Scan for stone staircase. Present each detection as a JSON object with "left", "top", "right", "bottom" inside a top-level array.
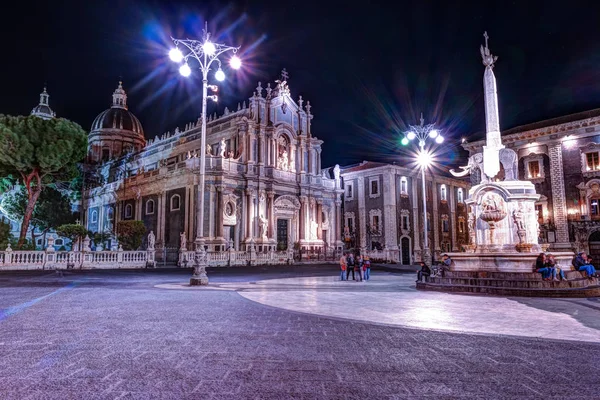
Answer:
[{"left": 416, "top": 270, "right": 600, "bottom": 297}]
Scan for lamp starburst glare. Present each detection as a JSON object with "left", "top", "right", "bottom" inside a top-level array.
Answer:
[
  {"left": 429, "top": 129, "right": 439, "bottom": 138},
  {"left": 230, "top": 55, "right": 242, "bottom": 70},
  {"left": 179, "top": 63, "right": 191, "bottom": 77},
  {"left": 435, "top": 135, "right": 444, "bottom": 144},
  {"left": 417, "top": 149, "right": 432, "bottom": 168},
  {"left": 169, "top": 48, "right": 183, "bottom": 62},
  {"left": 203, "top": 41, "right": 216, "bottom": 55},
  {"left": 407, "top": 131, "right": 416, "bottom": 140},
  {"left": 215, "top": 68, "right": 225, "bottom": 81}
]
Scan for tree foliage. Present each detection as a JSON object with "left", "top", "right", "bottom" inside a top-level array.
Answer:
[
  {"left": 0, "top": 115, "right": 87, "bottom": 247},
  {"left": 56, "top": 224, "right": 89, "bottom": 250},
  {"left": 0, "top": 217, "right": 11, "bottom": 249},
  {"left": 117, "top": 220, "right": 146, "bottom": 250}
]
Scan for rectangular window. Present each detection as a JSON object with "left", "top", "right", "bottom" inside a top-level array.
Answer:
[
  {"left": 591, "top": 199, "right": 599, "bottom": 216},
  {"left": 528, "top": 161, "right": 540, "bottom": 178},
  {"left": 402, "top": 215, "right": 409, "bottom": 230},
  {"left": 459, "top": 220, "right": 465, "bottom": 233},
  {"left": 372, "top": 215, "right": 380, "bottom": 231},
  {"left": 587, "top": 152, "right": 600, "bottom": 171},
  {"left": 400, "top": 178, "right": 408, "bottom": 194},
  {"left": 371, "top": 180, "right": 379, "bottom": 195},
  {"left": 345, "top": 183, "right": 353, "bottom": 199},
  {"left": 442, "top": 220, "right": 449, "bottom": 232}
]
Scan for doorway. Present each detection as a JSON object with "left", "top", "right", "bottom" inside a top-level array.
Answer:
[
  {"left": 277, "top": 219, "right": 289, "bottom": 250},
  {"left": 401, "top": 237, "right": 411, "bottom": 265},
  {"left": 588, "top": 231, "right": 600, "bottom": 267}
]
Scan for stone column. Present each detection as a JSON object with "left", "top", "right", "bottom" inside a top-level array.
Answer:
[
  {"left": 267, "top": 191, "right": 275, "bottom": 239},
  {"left": 548, "top": 142, "right": 570, "bottom": 249},
  {"left": 383, "top": 170, "right": 398, "bottom": 250},
  {"left": 135, "top": 196, "right": 142, "bottom": 221},
  {"left": 316, "top": 201, "right": 323, "bottom": 240},
  {"left": 184, "top": 186, "right": 190, "bottom": 241},
  {"left": 215, "top": 186, "right": 224, "bottom": 239},
  {"left": 157, "top": 191, "right": 166, "bottom": 245},
  {"left": 449, "top": 185, "right": 458, "bottom": 251},
  {"left": 432, "top": 178, "right": 440, "bottom": 259},
  {"left": 357, "top": 176, "right": 367, "bottom": 251},
  {"left": 335, "top": 199, "right": 342, "bottom": 244},
  {"left": 299, "top": 196, "right": 307, "bottom": 240},
  {"left": 412, "top": 176, "right": 421, "bottom": 255},
  {"left": 245, "top": 188, "right": 254, "bottom": 240}
]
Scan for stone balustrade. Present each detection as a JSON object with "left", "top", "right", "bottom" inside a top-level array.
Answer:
[
  {"left": 0, "top": 244, "right": 155, "bottom": 270},
  {"left": 178, "top": 249, "right": 293, "bottom": 267}
]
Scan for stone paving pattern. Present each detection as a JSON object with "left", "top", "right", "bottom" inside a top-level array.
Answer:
[{"left": 0, "top": 266, "right": 599, "bottom": 399}]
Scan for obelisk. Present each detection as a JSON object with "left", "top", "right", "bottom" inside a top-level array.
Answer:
[{"left": 481, "top": 32, "right": 504, "bottom": 179}]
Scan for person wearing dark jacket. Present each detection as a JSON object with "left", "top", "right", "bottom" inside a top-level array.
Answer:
[
  {"left": 416, "top": 262, "right": 431, "bottom": 283},
  {"left": 573, "top": 252, "right": 598, "bottom": 278},
  {"left": 346, "top": 253, "right": 356, "bottom": 280},
  {"left": 535, "top": 253, "right": 551, "bottom": 280}
]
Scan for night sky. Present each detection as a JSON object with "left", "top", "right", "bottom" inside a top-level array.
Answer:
[{"left": 2, "top": 0, "right": 600, "bottom": 168}]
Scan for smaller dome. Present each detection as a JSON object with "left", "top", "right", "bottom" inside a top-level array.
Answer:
[{"left": 30, "top": 87, "right": 55, "bottom": 120}]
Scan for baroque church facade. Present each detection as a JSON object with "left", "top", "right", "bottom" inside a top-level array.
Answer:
[{"left": 82, "top": 72, "right": 344, "bottom": 259}]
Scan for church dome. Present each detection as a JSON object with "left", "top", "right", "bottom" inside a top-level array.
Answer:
[
  {"left": 90, "top": 81, "right": 144, "bottom": 137},
  {"left": 30, "top": 87, "right": 55, "bottom": 120},
  {"left": 88, "top": 81, "right": 146, "bottom": 163}
]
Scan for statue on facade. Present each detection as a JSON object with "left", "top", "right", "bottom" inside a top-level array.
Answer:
[
  {"left": 310, "top": 220, "right": 318, "bottom": 240},
  {"left": 333, "top": 164, "right": 340, "bottom": 180},
  {"left": 259, "top": 215, "right": 268, "bottom": 239},
  {"left": 180, "top": 232, "right": 187, "bottom": 250},
  {"left": 344, "top": 226, "right": 350, "bottom": 241},
  {"left": 219, "top": 138, "right": 226, "bottom": 158},
  {"left": 512, "top": 208, "right": 525, "bottom": 231},
  {"left": 482, "top": 194, "right": 501, "bottom": 213},
  {"left": 147, "top": 231, "right": 155, "bottom": 250},
  {"left": 278, "top": 150, "right": 289, "bottom": 171},
  {"left": 467, "top": 212, "right": 475, "bottom": 233},
  {"left": 206, "top": 144, "right": 212, "bottom": 155}
]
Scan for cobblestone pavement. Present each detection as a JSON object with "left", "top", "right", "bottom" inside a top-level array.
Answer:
[{"left": 0, "top": 266, "right": 599, "bottom": 399}]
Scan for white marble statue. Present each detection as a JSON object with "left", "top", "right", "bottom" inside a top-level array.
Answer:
[
  {"left": 206, "top": 144, "right": 212, "bottom": 155},
  {"left": 219, "top": 138, "right": 226, "bottom": 158},
  {"left": 333, "top": 164, "right": 340, "bottom": 180},
  {"left": 512, "top": 208, "right": 525, "bottom": 231},
  {"left": 310, "top": 220, "right": 318, "bottom": 240},
  {"left": 147, "top": 231, "right": 155, "bottom": 250},
  {"left": 259, "top": 215, "right": 268, "bottom": 239},
  {"left": 467, "top": 212, "right": 475, "bottom": 233},
  {"left": 277, "top": 151, "right": 289, "bottom": 171},
  {"left": 180, "top": 232, "right": 187, "bottom": 250}
]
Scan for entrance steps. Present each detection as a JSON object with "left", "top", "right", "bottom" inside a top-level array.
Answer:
[{"left": 417, "top": 270, "right": 600, "bottom": 297}]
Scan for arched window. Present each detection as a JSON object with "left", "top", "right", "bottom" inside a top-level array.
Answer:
[
  {"left": 125, "top": 204, "right": 133, "bottom": 218},
  {"left": 170, "top": 194, "right": 181, "bottom": 211},
  {"left": 101, "top": 147, "right": 110, "bottom": 162},
  {"left": 145, "top": 199, "right": 155, "bottom": 215},
  {"left": 440, "top": 185, "right": 447, "bottom": 201},
  {"left": 457, "top": 188, "right": 464, "bottom": 203},
  {"left": 90, "top": 210, "right": 98, "bottom": 223},
  {"left": 106, "top": 207, "right": 114, "bottom": 221}
]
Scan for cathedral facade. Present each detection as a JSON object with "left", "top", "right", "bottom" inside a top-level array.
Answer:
[{"left": 82, "top": 72, "right": 344, "bottom": 260}]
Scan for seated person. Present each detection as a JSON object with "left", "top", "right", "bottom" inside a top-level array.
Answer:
[
  {"left": 438, "top": 254, "right": 452, "bottom": 277},
  {"left": 545, "top": 253, "right": 566, "bottom": 281},
  {"left": 573, "top": 252, "right": 598, "bottom": 278},
  {"left": 416, "top": 262, "right": 431, "bottom": 283},
  {"left": 535, "top": 252, "right": 551, "bottom": 280}
]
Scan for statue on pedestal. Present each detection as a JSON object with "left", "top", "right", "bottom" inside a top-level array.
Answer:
[
  {"left": 180, "top": 232, "right": 187, "bottom": 250},
  {"left": 147, "top": 231, "right": 155, "bottom": 250},
  {"left": 512, "top": 208, "right": 525, "bottom": 231},
  {"left": 259, "top": 215, "right": 268, "bottom": 239},
  {"left": 333, "top": 164, "right": 340, "bottom": 180},
  {"left": 310, "top": 220, "right": 318, "bottom": 240},
  {"left": 206, "top": 144, "right": 212, "bottom": 155},
  {"left": 219, "top": 138, "right": 226, "bottom": 158}
]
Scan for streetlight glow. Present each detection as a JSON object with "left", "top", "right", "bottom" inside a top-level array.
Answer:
[
  {"left": 169, "top": 48, "right": 184, "bottom": 62},
  {"left": 179, "top": 63, "right": 191, "bottom": 77},
  {"left": 203, "top": 41, "right": 216, "bottom": 55},
  {"left": 407, "top": 131, "right": 416, "bottom": 140},
  {"left": 417, "top": 150, "right": 432, "bottom": 168},
  {"left": 230, "top": 55, "right": 242, "bottom": 70},
  {"left": 168, "top": 22, "right": 242, "bottom": 286},
  {"left": 435, "top": 135, "right": 444, "bottom": 144},
  {"left": 429, "top": 129, "right": 439, "bottom": 138},
  {"left": 401, "top": 137, "right": 409, "bottom": 146}
]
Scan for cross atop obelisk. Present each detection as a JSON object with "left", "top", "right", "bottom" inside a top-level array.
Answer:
[{"left": 480, "top": 31, "right": 504, "bottom": 179}]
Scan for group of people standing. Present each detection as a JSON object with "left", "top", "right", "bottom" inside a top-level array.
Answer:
[{"left": 339, "top": 252, "right": 371, "bottom": 281}]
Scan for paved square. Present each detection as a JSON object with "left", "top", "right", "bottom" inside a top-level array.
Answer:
[{"left": 1, "top": 265, "right": 599, "bottom": 399}]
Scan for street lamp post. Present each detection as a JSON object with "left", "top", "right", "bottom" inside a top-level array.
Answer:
[
  {"left": 169, "top": 22, "right": 242, "bottom": 285},
  {"left": 402, "top": 113, "right": 444, "bottom": 266}
]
